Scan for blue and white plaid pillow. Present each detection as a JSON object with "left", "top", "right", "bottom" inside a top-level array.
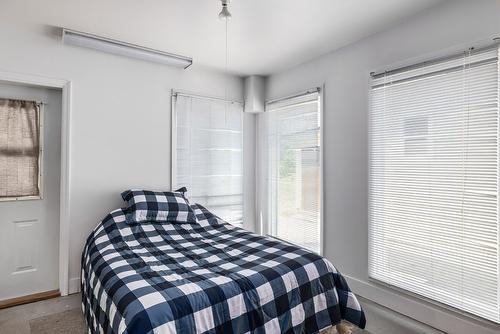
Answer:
[{"left": 121, "top": 189, "right": 196, "bottom": 224}]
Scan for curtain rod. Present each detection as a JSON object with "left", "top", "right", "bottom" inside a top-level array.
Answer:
[
  {"left": 370, "top": 39, "right": 499, "bottom": 79},
  {"left": 0, "top": 96, "right": 46, "bottom": 105},
  {"left": 266, "top": 87, "right": 320, "bottom": 105},
  {"left": 171, "top": 90, "right": 243, "bottom": 105}
]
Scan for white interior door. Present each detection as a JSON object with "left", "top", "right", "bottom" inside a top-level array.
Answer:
[{"left": 0, "top": 82, "right": 61, "bottom": 301}]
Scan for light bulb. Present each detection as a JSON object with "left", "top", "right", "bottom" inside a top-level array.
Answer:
[
  {"left": 218, "top": 5, "right": 232, "bottom": 20},
  {"left": 218, "top": 0, "right": 232, "bottom": 20}
]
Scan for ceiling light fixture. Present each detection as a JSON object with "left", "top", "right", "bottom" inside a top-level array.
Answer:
[
  {"left": 61, "top": 28, "right": 192, "bottom": 69},
  {"left": 218, "top": 0, "right": 232, "bottom": 21}
]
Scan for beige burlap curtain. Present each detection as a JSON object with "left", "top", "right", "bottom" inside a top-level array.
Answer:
[{"left": 0, "top": 98, "right": 40, "bottom": 198}]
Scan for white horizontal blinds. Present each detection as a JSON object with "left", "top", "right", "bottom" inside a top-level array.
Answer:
[
  {"left": 174, "top": 94, "right": 244, "bottom": 227},
  {"left": 369, "top": 46, "right": 500, "bottom": 322},
  {"left": 264, "top": 91, "right": 321, "bottom": 253}
]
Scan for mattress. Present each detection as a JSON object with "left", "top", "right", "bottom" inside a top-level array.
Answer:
[{"left": 81, "top": 203, "right": 366, "bottom": 333}]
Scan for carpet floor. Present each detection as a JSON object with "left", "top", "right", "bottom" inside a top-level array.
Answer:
[
  {"left": 29, "top": 308, "right": 86, "bottom": 334},
  {"left": 28, "top": 310, "right": 362, "bottom": 334},
  {"left": 0, "top": 293, "right": 442, "bottom": 334}
]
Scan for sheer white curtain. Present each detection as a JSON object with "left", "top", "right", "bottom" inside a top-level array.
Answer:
[
  {"left": 173, "top": 94, "right": 244, "bottom": 227},
  {"left": 258, "top": 91, "right": 321, "bottom": 253},
  {"left": 369, "top": 46, "right": 500, "bottom": 322}
]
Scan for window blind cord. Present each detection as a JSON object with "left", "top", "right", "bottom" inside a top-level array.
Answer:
[
  {"left": 459, "top": 48, "right": 474, "bottom": 309},
  {"left": 189, "top": 98, "right": 193, "bottom": 191},
  {"left": 380, "top": 72, "right": 388, "bottom": 272},
  {"left": 416, "top": 59, "right": 436, "bottom": 298}
]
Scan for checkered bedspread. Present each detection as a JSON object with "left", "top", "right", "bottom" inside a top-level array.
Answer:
[{"left": 81, "top": 204, "right": 366, "bottom": 333}]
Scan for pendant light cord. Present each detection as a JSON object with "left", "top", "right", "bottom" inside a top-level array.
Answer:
[{"left": 224, "top": 16, "right": 229, "bottom": 124}]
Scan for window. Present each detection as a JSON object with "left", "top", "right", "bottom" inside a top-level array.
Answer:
[
  {"left": 173, "top": 93, "right": 244, "bottom": 227},
  {"left": 369, "top": 45, "right": 500, "bottom": 322},
  {"left": 261, "top": 90, "right": 321, "bottom": 253},
  {"left": 0, "top": 99, "right": 41, "bottom": 199}
]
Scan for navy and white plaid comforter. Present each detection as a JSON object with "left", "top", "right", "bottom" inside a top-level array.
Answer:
[{"left": 82, "top": 204, "right": 366, "bottom": 333}]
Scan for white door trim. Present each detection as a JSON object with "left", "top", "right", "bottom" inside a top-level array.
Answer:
[{"left": 0, "top": 69, "right": 72, "bottom": 296}]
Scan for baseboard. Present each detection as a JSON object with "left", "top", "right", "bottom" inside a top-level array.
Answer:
[
  {"left": 68, "top": 277, "right": 81, "bottom": 294},
  {"left": 0, "top": 290, "right": 60, "bottom": 309},
  {"left": 345, "top": 275, "right": 500, "bottom": 334}
]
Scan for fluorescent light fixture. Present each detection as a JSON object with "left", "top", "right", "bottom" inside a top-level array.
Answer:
[{"left": 62, "top": 28, "right": 192, "bottom": 69}]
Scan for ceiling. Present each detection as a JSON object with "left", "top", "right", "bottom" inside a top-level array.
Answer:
[{"left": 4, "top": 0, "right": 445, "bottom": 76}]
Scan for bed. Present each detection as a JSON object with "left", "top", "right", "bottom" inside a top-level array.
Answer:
[{"left": 81, "top": 196, "right": 366, "bottom": 334}]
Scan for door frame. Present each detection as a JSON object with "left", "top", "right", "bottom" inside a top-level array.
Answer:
[{"left": 0, "top": 69, "right": 72, "bottom": 296}]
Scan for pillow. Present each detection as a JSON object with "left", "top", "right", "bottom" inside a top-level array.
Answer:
[{"left": 121, "top": 189, "right": 196, "bottom": 224}]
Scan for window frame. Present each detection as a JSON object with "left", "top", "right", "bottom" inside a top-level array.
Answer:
[
  {"left": 171, "top": 90, "right": 245, "bottom": 227},
  {"left": 260, "top": 87, "right": 324, "bottom": 255},
  {"left": 0, "top": 101, "right": 44, "bottom": 202}
]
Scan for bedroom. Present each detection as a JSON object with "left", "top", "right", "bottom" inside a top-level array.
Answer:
[{"left": 0, "top": 0, "right": 499, "bottom": 333}]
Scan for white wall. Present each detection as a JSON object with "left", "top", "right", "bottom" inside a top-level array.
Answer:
[
  {"left": 0, "top": 20, "right": 253, "bottom": 293},
  {"left": 265, "top": 1, "right": 500, "bottom": 333}
]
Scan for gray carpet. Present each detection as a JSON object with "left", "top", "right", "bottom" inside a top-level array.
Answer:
[
  {"left": 29, "top": 308, "right": 86, "bottom": 334},
  {"left": 27, "top": 307, "right": 364, "bottom": 334},
  {"left": 4, "top": 293, "right": 438, "bottom": 334}
]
